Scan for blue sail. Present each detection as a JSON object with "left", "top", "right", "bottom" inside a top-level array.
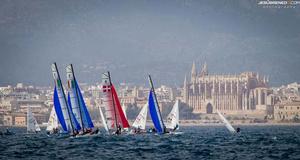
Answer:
[
  {"left": 53, "top": 86, "right": 68, "bottom": 132},
  {"left": 67, "top": 93, "right": 82, "bottom": 131},
  {"left": 148, "top": 91, "right": 164, "bottom": 133},
  {"left": 75, "top": 80, "right": 94, "bottom": 128}
]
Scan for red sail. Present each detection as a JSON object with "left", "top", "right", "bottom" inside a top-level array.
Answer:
[{"left": 111, "top": 85, "right": 130, "bottom": 128}]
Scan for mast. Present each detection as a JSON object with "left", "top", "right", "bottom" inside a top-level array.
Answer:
[
  {"left": 54, "top": 62, "right": 75, "bottom": 134},
  {"left": 69, "top": 64, "right": 85, "bottom": 131},
  {"left": 108, "top": 71, "right": 118, "bottom": 129},
  {"left": 148, "top": 75, "right": 165, "bottom": 131}
]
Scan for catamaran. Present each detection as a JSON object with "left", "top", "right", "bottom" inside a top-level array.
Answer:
[
  {"left": 66, "top": 64, "right": 95, "bottom": 135},
  {"left": 216, "top": 110, "right": 236, "bottom": 133},
  {"left": 46, "top": 106, "right": 59, "bottom": 134},
  {"left": 27, "top": 106, "right": 41, "bottom": 133},
  {"left": 52, "top": 63, "right": 81, "bottom": 136},
  {"left": 166, "top": 100, "right": 179, "bottom": 132},
  {"left": 100, "top": 71, "right": 130, "bottom": 135},
  {"left": 131, "top": 102, "right": 148, "bottom": 133},
  {"left": 148, "top": 75, "right": 166, "bottom": 134}
]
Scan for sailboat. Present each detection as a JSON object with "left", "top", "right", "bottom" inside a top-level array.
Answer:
[
  {"left": 148, "top": 75, "right": 166, "bottom": 134},
  {"left": 216, "top": 110, "right": 236, "bottom": 133},
  {"left": 100, "top": 71, "right": 130, "bottom": 134},
  {"left": 46, "top": 106, "right": 59, "bottom": 133},
  {"left": 27, "top": 107, "right": 41, "bottom": 133},
  {"left": 52, "top": 63, "right": 81, "bottom": 135},
  {"left": 131, "top": 102, "right": 148, "bottom": 132},
  {"left": 66, "top": 64, "right": 94, "bottom": 134},
  {"left": 166, "top": 100, "right": 179, "bottom": 131}
]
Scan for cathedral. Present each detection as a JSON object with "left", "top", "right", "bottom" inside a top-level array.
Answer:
[{"left": 183, "top": 62, "right": 275, "bottom": 115}]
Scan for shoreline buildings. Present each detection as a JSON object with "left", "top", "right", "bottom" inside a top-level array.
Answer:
[{"left": 0, "top": 67, "right": 300, "bottom": 126}]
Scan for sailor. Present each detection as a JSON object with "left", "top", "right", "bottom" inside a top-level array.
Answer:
[
  {"left": 236, "top": 127, "right": 241, "bottom": 133},
  {"left": 93, "top": 128, "right": 99, "bottom": 134},
  {"left": 115, "top": 124, "right": 122, "bottom": 135},
  {"left": 85, "top": 128, "right": 92, "bottom": 134},
  {"left": 137, "top": 127, "right": 141, "bottom": 133},
  {"left": 54, "top": 128, "right": 59, "bottom": 134},
  {"left": 173, "top": 124, "right": 179, "bottom": 131},
  {"left": 52, "top": 128, "right": 55, "bottom": 134},
  {"left": 5, "top": 128, "right": 13, "bottom": 135},
  {"left": 6, "top": 128, "right": 10, "bottom": 134}
]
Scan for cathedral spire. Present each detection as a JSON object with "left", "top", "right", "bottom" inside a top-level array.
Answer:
[
  {"left": 183, "top": 74, "right": 188, "bottom": 103},
  {"left": 184, "top": 74, "right": 187, "bottom": 88},
  {"left": 191, "top": 61, "right": 197, "bottom": 83},
  {"left": 200, "top": 62, "right": 208, "bottom": 77}
]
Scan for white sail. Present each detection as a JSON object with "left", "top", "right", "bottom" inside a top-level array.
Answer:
[
  {"left": 46, "top": 107, "right": 59, "bottom": 131},
  {"left": 66, "top": 64, "right": 83, "bottom": 128},
  {"left": 27, "top": 107, "right": 41, "bottom": 133},
  {"left": 166, "top": 100, "right": 179, "bottom": 130},
  {"left": 121, "top": 104, "right": 127, "bottom": 119},
  {"left": 132, "top": 103, "right": 148, "bottom": 130},
  {"left": 216, "top": 110, "right": 236, "bottom": 133},
  {"left": 99, "top": 105, "right": 109, "bottom": 133}
]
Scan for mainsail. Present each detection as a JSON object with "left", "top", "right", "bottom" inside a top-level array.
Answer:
[
  {"left": 216, "top": 110, "right": 236, "bottom": 133},
  {"left": 46, "top": 106, "right": 59, "bottom": 131},
  {"left": 132, "top": 103, "right": 148, "bottom": 130},
  {"left": 52, "top": 63, "right": 80, "bottom": 133},
  {"left": 148, "top": 75, "right": 165, "bottom": 134},
  {"left": 66, "top": 64, "right": 94, "bottom": 130},
  {"left": 101, "top": 72, "right": 130, "bottom": 132},
  {"left": 27, "top": 107, "right": 41, "bottom": 133},
  {"left": 166, "top": 100, "right": 179, "bottom": 130}
]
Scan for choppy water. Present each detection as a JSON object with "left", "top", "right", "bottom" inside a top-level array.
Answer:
[{"left": 1, "top": 126, "right": 300, "bottom": 160}]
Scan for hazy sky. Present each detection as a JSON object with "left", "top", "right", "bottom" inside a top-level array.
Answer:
[{"left": 0, "top": 0, "right": 299, "bottom": 87}]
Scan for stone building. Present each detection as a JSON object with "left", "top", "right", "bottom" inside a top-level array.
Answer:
[
  {"left": 182, "top": 62, "right": 275, "bottom": 115},
  {"left": 274, "top": 101, "right": 300, "bottom": 121}
]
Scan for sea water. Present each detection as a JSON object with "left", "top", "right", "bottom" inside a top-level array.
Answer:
[{"left": 1, "top": 126, "right": 300, "bottom": 160}]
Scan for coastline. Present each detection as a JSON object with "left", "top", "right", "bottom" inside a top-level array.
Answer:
[
  {"left": 179, "top": 122, "right": 300, "bottom": 126},
  {"left": 2, "top": 122, "right": 300, "bottom": 128}
]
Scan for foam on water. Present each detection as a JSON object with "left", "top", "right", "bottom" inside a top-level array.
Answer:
[{"left": 1, "top": 126, "right": 300, "bottom": 160}]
